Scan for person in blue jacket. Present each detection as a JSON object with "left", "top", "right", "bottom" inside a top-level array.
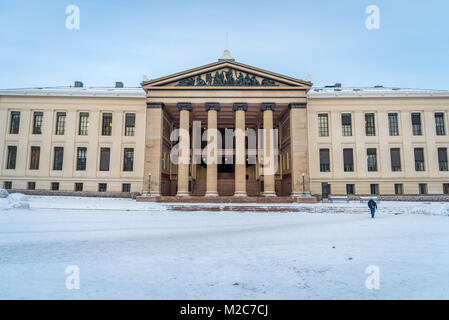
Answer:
[{"left": 368, "top": 199, "right": 378, "bottom": 219}]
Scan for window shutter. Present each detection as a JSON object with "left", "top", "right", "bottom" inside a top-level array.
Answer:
[{"left": 341, "top": 114, "right": 351, "bottom": 126}]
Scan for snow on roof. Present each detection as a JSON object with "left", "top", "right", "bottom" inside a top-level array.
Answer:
[
  {"left": 308, "top": 86, "right": 449, "bottom": 98},
  {"left": 0, "top": 86, "right": 146, "bottom": 98},
  {"left": 0, "top": 85, "right": 448, "bottom": 99}
]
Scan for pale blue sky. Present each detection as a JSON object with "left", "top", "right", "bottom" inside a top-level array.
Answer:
[{"left": 0, "top": 0, "right": 448, "bottom": 89}]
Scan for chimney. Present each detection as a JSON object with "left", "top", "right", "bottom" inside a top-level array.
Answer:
[
  {"left": 115, "top": 81, "right": 124, "bottom": 88},
  {"left": 74, "top": 81, "right": 83, "bottom": 88}
]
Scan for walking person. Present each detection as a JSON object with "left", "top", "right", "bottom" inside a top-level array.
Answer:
[{"left": 368, "top": 199, "right": 378, "bottom": 219}]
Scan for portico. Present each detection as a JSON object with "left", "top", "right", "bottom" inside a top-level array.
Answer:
[{"left": 141, "top": 52, "right": 312, "bottom": 199}]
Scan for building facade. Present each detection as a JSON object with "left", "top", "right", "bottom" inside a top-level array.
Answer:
[{"left": 1, "top": 55, "right": 449, "bottom": 197}]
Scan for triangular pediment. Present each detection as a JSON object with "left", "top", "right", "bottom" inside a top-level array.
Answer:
[{"left": 142, "top": 61, "right": 312, "bottom": 89}]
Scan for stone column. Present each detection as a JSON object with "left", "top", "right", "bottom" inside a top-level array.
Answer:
[
  {"left": 233, "top": 103, "right": 248, "bottom": 197},
  {"left": 176, "top": 103, "right": 192, "bottom": 197},
  {"left": 289, "top": 103, "right": 310, "bottom": 197},
  {"left": 205, "top": 103, "right": 220, "bottom": 197},
  {"left": 261, "top": 103, "right": 277, "bottom": 197}
]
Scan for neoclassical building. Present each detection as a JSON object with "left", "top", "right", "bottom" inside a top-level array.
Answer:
[{"left": 1, "top": 52, "right": 449, "bottom": 198}]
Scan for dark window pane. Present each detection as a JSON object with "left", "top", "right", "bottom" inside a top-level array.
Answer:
[
  {"left": 395, "top": 184, "right": 403, "bottom": 195},
  {"left": 6, "top": 146, "right": 17, "bottom": 170},
  {"left": 341, "top": 114, "right": 352, "bottom": 136},
  {"left": 411, "top": 113, "right": 422, "bottom": 136},
  {"left": 388, "top": 113, "right": 399, "bottom": 136},
  {"left": 444, "top": 184, "right": 449, "bottom": 194},
  {"left": 30, "top": 146, "right": 40, "bottom": 170},
  {"left": 9, "top": 111, "right": 20, "bottom": 134},
  {"left": 98, "top": 183, "right": 107, "bottom": 192},
  {"left": 343, "top": 148, "right": 354, "bottom": 172},
  {"left": 53, "top": 147, "right": 64, "bottom": 171},
  {"left": 438, "top": 148, "right": 448, "bottom": 171},
  {"left": 419, "top": 183, "right": 427, "bottom": 195},
  {"left": 123, "top": 148, "right": 134, "bottom": 172},
  {"left": 390, "top": 148, "right": 401, "bottom": 171},
  {"left": 125, "top": 113, "right": 136, "bottom": 136},
  {"left": 435, "top": 113, "right": 446, "bottom": 136},
  {"left": 346, "top": 184, "right": 355, "bottom": 195},
  {"left": 102, "top": 113, "right": 112, "bottom": 136},
  {"left": 367, "top": 148, "right": 377, "bottom": 172},
  {"left": 75, "top": 183, "right": 83, "bottom": 191},
  {"left": 28, "top": 182, "right": 36, "bottom": 190},
  {"left": 33, "top": 112, "right": 43, "bottom": 134},
  {"left": 318, "top": 114, "right": 329, "bottom": 137},
  {"left": 76, "top": 147, "right": 87, "bottom": 171},
  {"left": 99, "top": 148, "right": 110, "bottom": 171},
  {"left": 51, "top": 182, "right": 59, "bottom": 191},
  {"left": 79, "top": 112, "right": 89, "bottom": 135},
  {"left": 319, "top": 149, "right": 330, "bottom": 172},
  {"left": 122, "top": 183, "right": 131, "bottom": 193},
  {"left": 3, "top": 181, "right": 12, "bottom": 190},
  {"left": 370, "top": 184, "right": 379, "bottom": 195},
  {"left": 414, "top": 148, "right": 425, "bottom": 171},
  {"left": 55, "top": 112, "right": 66, "bottom": 135},
  {"left": 365, "top": 113, "right": 376, "bottom": 136}
]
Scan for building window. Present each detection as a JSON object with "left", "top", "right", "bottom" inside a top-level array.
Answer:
[
  {"left": 370, "top": 184, "right": 379, "bottom": 195},
  {"left": 419, "top": 183, "right": 427, "bottom": 195},
  {"left": 438, "top": 148, "right": 448, "bottom": 171},
  {"left": 435, "top": 113, "right": 446, "bottom": 136},
  {"left": 102, "top": 113, "right": 112, "bottom": 136},
  {"left": 4, "top": 181, "right": 12, "bottom": 189},
  {"left": 32, "top": 112, "right": 43, "bottom": 134},
  {"left": 55, "top": 112, "right": 66, "bottom": 135},
  {"left": 411, "top": 113, "right": 422, "bottom": 136},
  {"left": 98, "top": 183, "right": 107, "bottom": 192},
  {"left": 343, "top": 148, "right": 354, "bottom": 172},
  {"left": 367, "top": 148, "right": 378, "bottom": 172},
  {"left": 390, "top": 148, "right": 401, "bottom": 172},
  {"left": 30, "top": 146, "right": 40, "bottom": 170},
  {"left": 318, "top": 114, "right": 329, "bottom": 137},
  {"left": 9, "top": 111, "right": 20, "bottom": 134},
  {"left": 51, "top": 182, "right": 59, "bottom": 191},
  {"left": 414, "top": 148, "right": 425, "bottom": 171},
  {"left": 341, "top": 113, "right": 352, "bottom": 136},
  {"left": 28, "top": 182, "right": 36, "bottom": 190},
  {"left": 388, "top": 113, "right": 399, "bottom": 136},
  {"left": 346, "top": 184, "right": 355, "bottom": 195},
  {"left": 79, "top": 112, "right": 89, "bottom": 135},
  {"left": 319, "top": 149, "right": 330, "bottom": 172},
  {"left": 365, "top": 113, "right": 376, "bottom": 136},
  {"left": 76, "top": 147, "right": 87, "bottom": 171},
  {"left": 75, "top": 183, "right": 83, "bottom": 192},
  {"left": 125, "top": 113, "right": 136, "bottom": 136},
  {"left": 444, "top": 183, "right": 449, "bottom": 194},
  {"left": 6, "top": 146, "right": 17, "bottom": 170},
  {"left": 122, "top": 183, "right": 131, "bottom": 193},
  {"left": 53, "top": 147, "right": 64, "bottom": 171},
  {"left": 99, "top": 147, "right": 111, "bottom": 171},
  {"left": 123, "top": 148, "right": 134, "bottom": 172},
  {"left": 395, "top": 184, "right": 403, "bottom": 195}
]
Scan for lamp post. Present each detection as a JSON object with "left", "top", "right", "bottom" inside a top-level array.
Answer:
[
  {"left": 146, "top": 173, "right": 151, "bottom": 196},
  {"left": 302, "top": 173, "right": 306, "bottom": 197}
]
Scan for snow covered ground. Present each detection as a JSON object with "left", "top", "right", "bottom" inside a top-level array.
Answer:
[{"left": 1, "top": 195, "right": 449, "bottom": 299}]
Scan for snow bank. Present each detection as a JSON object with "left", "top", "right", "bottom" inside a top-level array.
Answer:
[
  {"left": 0, "top": 193, "right": 30, "bottom": 210},
  {"left": 0, "top": 188, "right": 8, "bottom": 198}
]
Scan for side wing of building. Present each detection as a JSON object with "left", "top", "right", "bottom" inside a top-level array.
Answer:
[
  {"left": 307, "top": 88, "right": 449, "bottom": 196},
  {"left": 0, "top": 88, "right": 147, "bottom": 194}
]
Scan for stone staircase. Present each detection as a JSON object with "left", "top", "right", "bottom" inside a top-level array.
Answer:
[{"left": 192, "top": 179, "right": 261, "bottom": 196}]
